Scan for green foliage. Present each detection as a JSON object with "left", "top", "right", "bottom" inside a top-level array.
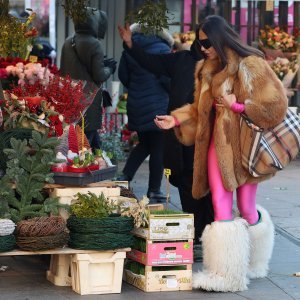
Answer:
[
  {"left": 101, "top": 132, "right": 126, "bottom": 162},
  {"left": 0, "top": 130, "right": 64, "bottom": 223},
  {"left": 0, "top": 6, "right": 37, "bottom": 59},
  {"left": 71, "top": 192, "right": 119, "bottom": 219},
  {"left": 125, "top": 0, "right": 171, "bottom": 35},
  {"left": 60, "top": 0, "right": 93, "bottom": 24},
  {"left": 0, "top": 0, "right": 9, "bottom": 17}
]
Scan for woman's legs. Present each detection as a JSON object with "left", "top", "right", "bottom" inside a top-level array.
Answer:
[
  {"left": 237, "top": 183, "right": 259, "bottom": 225},
  {"left": 208, "top": 138, "right": 233, "bottom": 221},
  {"left": 193, "top": 138, "right": 250, "bottom": 292},
  {"left": 236, "top": 180, "right": 274, "bottom": 279}
]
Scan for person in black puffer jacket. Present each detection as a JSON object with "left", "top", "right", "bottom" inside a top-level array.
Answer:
[
  {"left": 60, "top": 8, "right": 116, "bottom": 150},
  {"left": 118, "top": 24, "right": 214, "bottom": 244},
  {"left": 118, "top": 23, "right": 173, "bottom": 201}
]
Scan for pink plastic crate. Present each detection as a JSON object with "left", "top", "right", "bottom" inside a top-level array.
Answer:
[{"left": 127, "top": 240, "right": 193, "bottom": 266}]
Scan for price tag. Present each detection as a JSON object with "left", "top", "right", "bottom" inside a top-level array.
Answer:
[
  {"left": 164, "top": 168, "right": 171, "bottom": 177},
  {"left": 29, "top": 55, "right": 38, "bottom": 63},
  {"left": 166, "top": 277, "right": 178, "bottom": 288}
]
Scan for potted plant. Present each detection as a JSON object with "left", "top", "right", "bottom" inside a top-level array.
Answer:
[{"left": 67, "top": 192, "right": 134, "bottom": 250}]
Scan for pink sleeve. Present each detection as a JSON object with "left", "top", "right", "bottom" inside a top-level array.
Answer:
[
  {"left": 173, "top": 116, "right": 180, "bottom": 127},
  {"left": 230, "top": 102, "right": 245, "bottom": 113}
]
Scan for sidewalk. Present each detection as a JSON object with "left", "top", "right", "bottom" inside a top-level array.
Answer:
[{"left": 0, "top": 160, "right": 299, "bottom": 300}]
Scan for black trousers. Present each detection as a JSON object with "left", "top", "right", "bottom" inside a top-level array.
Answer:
[
  {"left": 123, "top": 131, "right": 164, "bottom": 192},
  {"left": 85, "top": 130, "right": 102, "bottom": 151},
  {"left": 171, "top": 140, "right": 214, "bottom": 243},
  {"left": 177, "top": 169, "right": 214, "bottom": 243}
]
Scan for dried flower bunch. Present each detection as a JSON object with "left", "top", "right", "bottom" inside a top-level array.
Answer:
[
  {"left": 121, "top": 196, "right": 150, "bottom": 228},
  {"left": 259, "top": 26, "right": 297, "bottom": 52},
  {"left": 0, "top": 2, "right": 38, "bottom": 59}
]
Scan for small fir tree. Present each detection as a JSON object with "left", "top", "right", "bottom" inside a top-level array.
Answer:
[{"left": 0, "top": 130, "right": 67, "bottom": 222}]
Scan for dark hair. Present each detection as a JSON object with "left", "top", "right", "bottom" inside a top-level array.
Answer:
[{"left": 200, "top": 15, "right": 264, "bottom": 68}]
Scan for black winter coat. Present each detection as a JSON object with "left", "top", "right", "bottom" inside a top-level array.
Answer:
[
  {"left": 124, "top": 40, "right": 204, "bottom": 185},
  {"left": 60, "top": 8, "right": 112, "bottom": 131}
]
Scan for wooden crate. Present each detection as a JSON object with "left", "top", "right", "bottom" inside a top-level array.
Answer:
[
  {"left": 131, "top": 214, "right": 194, "bottom": 241},
  {"left": 71, "top": 251, "right": 127, "bottom": 295},
  {"left": 49, "top": 186, "right": 120, "bottom": 219},
  {"left": 123, "top": 265, "right": 192, "bottom": 292},
  {"left": 127, "top": 239, "right": 193, "bottom": 266}
]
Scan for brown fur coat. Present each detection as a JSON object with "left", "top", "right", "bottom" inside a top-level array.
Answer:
[{"left": 171, "top": 49, "right": 288, "bottom": 199}]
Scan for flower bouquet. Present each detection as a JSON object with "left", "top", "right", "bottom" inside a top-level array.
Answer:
[
  {"left": 259, "top": 26, "right": 298, "bottom": 60},
  {"left": 1, "top": 92, "right": 63, "bottom": 136},
  {"left": 269, "top": 57, "right": 299, "bottom": 88},
  {"left": 0, "top": 57, "right": 58, "bottom": 91},
  {"left": 0, "top": 9, "right": 38, "bottom": 60},
  {"left": 173, "top": 31, "right": 196, "bottom": 51}
]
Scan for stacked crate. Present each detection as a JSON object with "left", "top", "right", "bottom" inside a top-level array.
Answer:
[
  {"left": 124, "top": 213, "right": 194, "bottom": 292},
  {"left": 47, "top": 183, "right": 133, "bottom": 295}
]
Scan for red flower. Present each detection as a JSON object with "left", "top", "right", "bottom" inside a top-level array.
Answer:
[
  {"left": 0, "top": 68, "right": 7, "bottom": 78},
  {"left": 48, "top": 115, "right": 63, "bottom": 136}
]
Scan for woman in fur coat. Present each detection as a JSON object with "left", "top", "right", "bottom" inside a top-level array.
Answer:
[{"left": 155, "top": 15, "right": 288, "bottom": 292}]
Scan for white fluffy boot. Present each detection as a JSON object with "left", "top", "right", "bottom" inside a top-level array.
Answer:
[
  {"left": 193, "top": 218, "right": 250, "bottom": 292},
  {"left": 248, "top": 205, "right": 274, "bottom": 279}
]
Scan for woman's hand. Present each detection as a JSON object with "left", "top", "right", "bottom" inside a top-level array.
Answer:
[
  {"left": 222, "top": 93, "right": 237, "bottom": 109},
  {"left": 154, "top": 115, "right": 176, "bottom": 130},
  {"left": 118, "top": 24, "right": 133, "bottom": 48}
]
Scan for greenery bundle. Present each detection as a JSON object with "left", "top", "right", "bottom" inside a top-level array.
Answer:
[
  {"left": 0, "top": 130, "right": 68, "bottom": 223},
  {"left": 60, "top": 0, "right": 93, "bottom": 24},
  {"left": 126, "top": 0, "right": 171, "bottom": 35},
  {"left": 0, "top": 1, "right": 37, "bottom": 59},
  {"left": 70, "top": 192, "right": 118, "bottom": 219},
  {"left": 67, "top": 192, "right": 134, "bottom": 250}
]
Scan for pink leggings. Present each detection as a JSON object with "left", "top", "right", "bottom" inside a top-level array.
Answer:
[{"left": 208, "top": 138, "right": 259, "bottom": 225}]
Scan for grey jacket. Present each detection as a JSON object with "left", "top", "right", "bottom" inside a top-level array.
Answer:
[{"left": 60, "top": 8, "right": 112, "bottom": 130}]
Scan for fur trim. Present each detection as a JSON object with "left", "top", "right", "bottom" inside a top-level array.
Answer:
[
  {"left": 193, "top": 218, "right": 250, "bottom": 292},
  {"left": 130, "top": 23, "right": 174, "bottom": 46},
  {"left": 171, "top": 48, "right": 288, "bottom": 199},
  {"left": 248, "top": 205, "right": 274, "bottom": 279}
]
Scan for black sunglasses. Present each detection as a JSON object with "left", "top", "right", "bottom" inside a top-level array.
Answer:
[{"left": 197, "top": 38, "right": 212, "bottom": 50}]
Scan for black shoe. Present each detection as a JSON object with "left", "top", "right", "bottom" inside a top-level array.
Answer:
[
  {"left": 116, "top": 173, "right": 132, "bottom": 181},
  {"left": 147, "top": 191, "right": 168, "bottom": 202}
]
